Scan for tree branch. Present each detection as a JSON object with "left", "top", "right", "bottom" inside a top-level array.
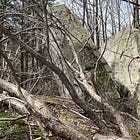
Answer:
[{"left": 121, "top": 0, "right": 140, "bottom": 7}]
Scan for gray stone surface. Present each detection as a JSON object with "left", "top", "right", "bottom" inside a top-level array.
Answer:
[{"left": 101, "top": 28, "right": 140, "bottom": 94}]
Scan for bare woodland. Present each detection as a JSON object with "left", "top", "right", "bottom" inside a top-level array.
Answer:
[{"left": 0, "top": 0, "right": 140, "bottom": 140}]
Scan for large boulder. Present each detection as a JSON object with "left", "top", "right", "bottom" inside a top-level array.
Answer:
[
  {"left": 101, "top": 28, "right": 140, "bottom": 95},
  {"left": 50, "top": 4, "right": 120, "bottom": 99}
]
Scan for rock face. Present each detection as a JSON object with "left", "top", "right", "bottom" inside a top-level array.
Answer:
[
  {"left": 51, "top": 4, "right": 94, "bottom": 45},
  {"left": 50, "top": 4, "right": 119, "bottom": 99},
  {"left": 49, "top": 4, "right": 96, "bottom": 97},
  {"left": 101, "top": 28, "right": 140, "bottom": 95}
]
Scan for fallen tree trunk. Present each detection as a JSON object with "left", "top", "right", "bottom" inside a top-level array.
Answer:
[
  {"left": 0, "top": 78, "right": 89, "bottom": 140},
  {"left": 1, "top": 93, "right": 133, "bottom": 140}
]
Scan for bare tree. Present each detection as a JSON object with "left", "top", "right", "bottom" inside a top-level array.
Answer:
[
  {"left": 0, "top": 0, "right": 139, "bottom": 139},
  {"left": 122, "top": 0, "right": 140, "bottom": 28}
]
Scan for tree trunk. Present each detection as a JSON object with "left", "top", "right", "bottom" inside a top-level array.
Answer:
[{"left": 133, "top": 0, "right": 139, "bottom": 28}]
